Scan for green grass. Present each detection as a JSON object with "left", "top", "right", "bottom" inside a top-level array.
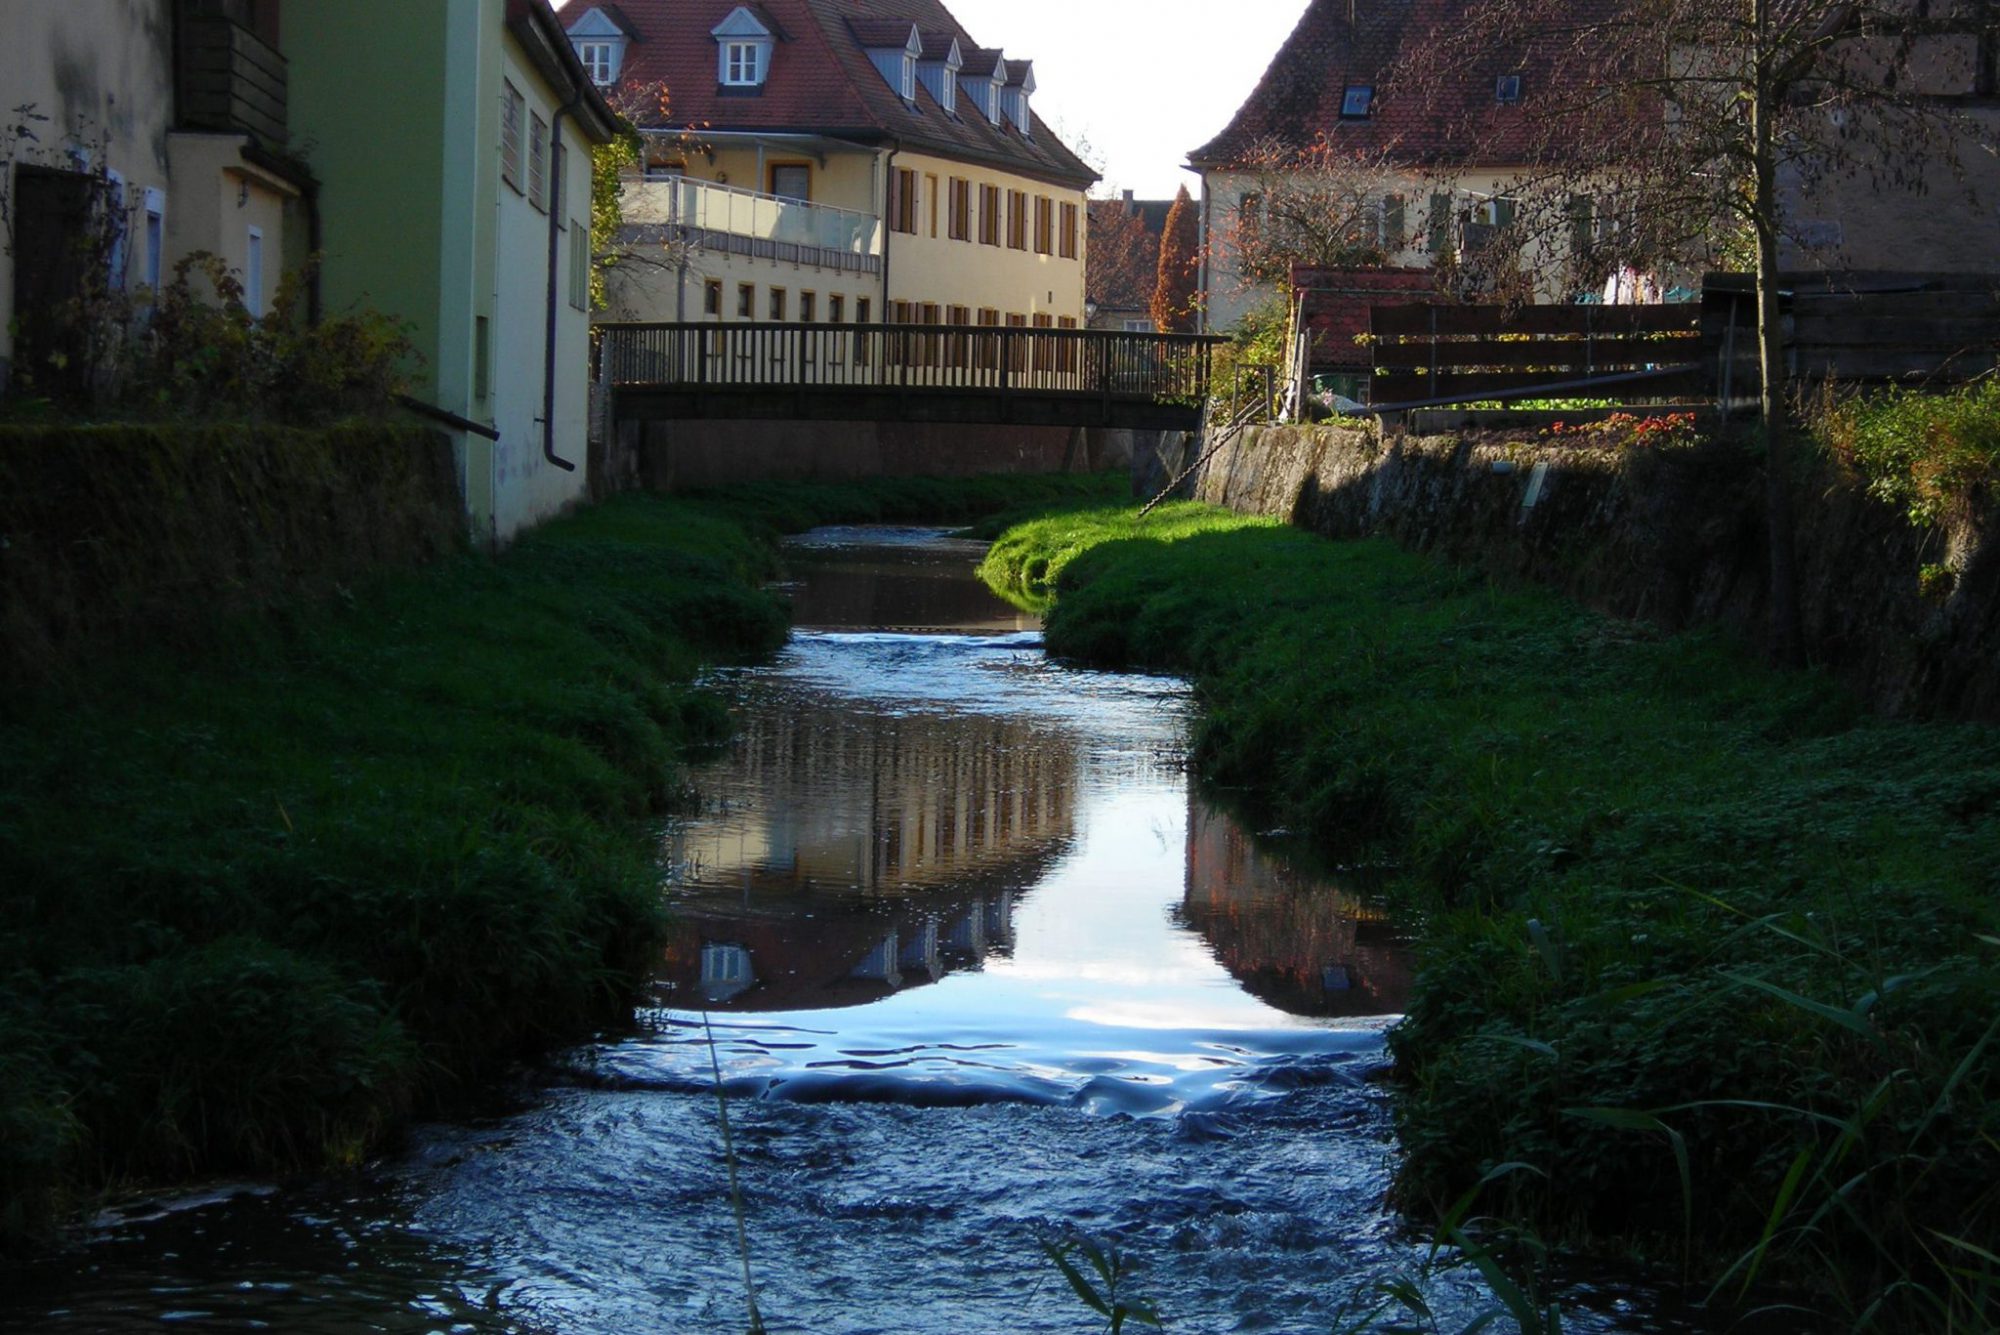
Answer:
[
  {"left": 1817, "top": 379, "right": 2000, "bottom": 529},
  {"left": 983, "top": 501, "right": 2000, "bottom": 1327},
  {"left": 0, "top": 471, "right": 1116, "bottom": 1248}
]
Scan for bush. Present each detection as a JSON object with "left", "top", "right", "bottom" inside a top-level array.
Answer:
[{"left": 1818, "top": 380, "right": 2000, "bottom": 528}]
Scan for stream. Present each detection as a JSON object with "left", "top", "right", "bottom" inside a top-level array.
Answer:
[{"left": 0, "top": 526, "right": 1676, "bottom": 1333}]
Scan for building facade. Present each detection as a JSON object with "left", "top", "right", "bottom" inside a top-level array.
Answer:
[
  {"left": 288, "top": 0, "right": 618, "bottom": 546},
  {"left": 0, "top": 0, "right": 307, "bottom": 392},
  {"left": 564, "top": 0, "right": 1096, "bottom": 333}
]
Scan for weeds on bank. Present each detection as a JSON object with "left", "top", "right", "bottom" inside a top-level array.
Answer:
[
  {"left": 0, "top": 495, "right": 788, "bottom": 1243},
  {"left": 1816, "top": 378, "right": 2000, "bottom": 529},
  {"left": 982, "top": 504, "right": 2000, "bottom": 1327}
]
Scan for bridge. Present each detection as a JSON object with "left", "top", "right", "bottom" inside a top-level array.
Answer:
[{"left": 596, "top": 323, "right": 1222, "bottom": 432}]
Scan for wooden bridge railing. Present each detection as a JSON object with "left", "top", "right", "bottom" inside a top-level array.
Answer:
[{"left": 595, "top": 322, "right": 1222, "bottom": 405}]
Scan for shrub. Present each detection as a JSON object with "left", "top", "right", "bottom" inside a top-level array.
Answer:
[{"left": 1818, "top": 380, "right": 2000, "bottom": 528}]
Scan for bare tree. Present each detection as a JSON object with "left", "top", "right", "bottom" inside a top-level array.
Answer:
[
  {"left": 1397, "top": 0, "right": 1997, "bottom": 664},
  {"left": 1224, "top": 134, "right": 1411, "bottom": 289}
]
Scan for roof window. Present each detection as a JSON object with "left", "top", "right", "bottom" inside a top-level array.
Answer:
[
  {"left": 1341, "top": 85, "right": 1374, "bottom": 119},
  {"left": 1495, "top": 74, "right": 1522, "bottom": 104},
  {"left": 854, "top": 21, "right": 923, "bottom": 105},
  {"left": 564, "top": 7, "right": 632, "bottom": 86},
  {"left": 712, "top": 7, "right": 774, "bottom": 89}
]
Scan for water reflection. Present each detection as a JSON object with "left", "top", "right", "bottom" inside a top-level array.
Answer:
[
  {"left": 0, "top": 525, "right": 1672, "bottom": 1334},
  {"left": 1181, "top": 797, "right": 1413, "bottom": 1018}
]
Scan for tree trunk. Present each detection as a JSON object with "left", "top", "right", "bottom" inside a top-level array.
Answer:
[{"left": 1752, "top": 3, "right": 1805, "bottom": 668}]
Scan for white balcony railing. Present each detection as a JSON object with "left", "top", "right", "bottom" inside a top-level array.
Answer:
[{"left": 622, "top": 176, "right": 882, "bottom": 258}]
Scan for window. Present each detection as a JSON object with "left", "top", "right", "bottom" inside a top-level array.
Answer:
[
  {"left": 769, "top": 163, "right": 810, "bottom": 201},
  {"left": 1379, "top": 193, "right": 1407, "bottom": 249},
  {"left": 143, "top": 188, "right": 165, "bottom": 291},
  {"left": 738, "top": 282, "right": 755, "bottom": 317},
  {"left": 1495, "top": 74, "right": 1522, "bottom": 104},
  {"left": 1122, "top": 317, "right": 1153, "bottom": 332},
  {"left": 890, "top": 168, "right": 918, "bottom": 234},
  {"left": 578, "top": 41, "right": 616, "bottom": 85},
  {"left": 723, "top": 40, "right": 764, "bottom": 85},
  {"left": 947, "top": 304, "right": 970, "bottom": 325},
  {"left": 769, "top": 287, "right": 786, "bottom": 320},
  {"left": 501, "top": 81, "right": 525, "bottom": 192},
  {"left": 568, "top": 218, "right": 589, "bottom": 310},
  {"left": 889, "top": 300, "right": 913, "bottom": 324},
  {"left": 979, "top": 183, "right": 1001, "bottom": 245},
  {"left": 704, "top": 279, "right": 723, "bottom": 316},
  {"left": 713, "top": 7, "right": 774, "bottom": 87},
  {"left": 1059, "top": 201, "right": 1078, "bottom": 259},
  {"left": 1007, "top": 189, "right": 1027, "bottom": 250},
  {"left": 948, "top": 177, "right": 970, "bottom": 240},
  {"left": 1341, "top": 84, "right": 1374, "bottom": 118},
  {"left": 977, "top": 307, "right": 1000, "bottom": 325},
  {"left": 926, "top": 172, "right": 939, "bottom": 237},
  {"left": 800, "top": 290, "right": 816, "bottom": 322},
  {"left": 901, "top": 53, "right": 916, "bottom": 100},
  {"left": 1033, "top": 196, "right": 1053, "bottom": 254},
  {"left": 856, "top": 298, "right": 871, "bottom": 323},
  {"left": 829, "top": 293, "right": 844, "bottom": 322},
  {"left": 245, "top": 226, "right": 264, "bottom": 318},
  {"left": 475, "top": 315, "right": 491, "bottom": 400},
  {"left": 529, "top": 111, "right": 549, "bottom": 211}
]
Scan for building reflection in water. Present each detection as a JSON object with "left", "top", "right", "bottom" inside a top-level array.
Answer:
[
  {"left": 660, "top": 691, "right": 1072, "bottom": 1011},
  {"left": 1178, "top": 794, "right": 1413, "bottom": 1018}
]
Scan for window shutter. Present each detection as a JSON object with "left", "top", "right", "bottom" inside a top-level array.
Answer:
[{"left": 1427, "top": 192, "right": 1452, "bottom": 257}]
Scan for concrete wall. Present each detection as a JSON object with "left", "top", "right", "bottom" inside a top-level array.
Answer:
[
  {"left": 619, "top": 419, "right": 1130, "bottom": 491},
  {"left": 1187, "top": 423, "right": 2000, "bottom": 720}
]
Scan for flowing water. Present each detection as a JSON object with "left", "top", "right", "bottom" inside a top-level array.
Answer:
[{"left": 1, "top": 527, "right": 1678, "bottom": 1333}]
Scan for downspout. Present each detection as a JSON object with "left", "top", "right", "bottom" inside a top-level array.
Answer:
[
  {"left": 880, "top": 143, "right": 898, "bottom": 318},
  {"left": 1195, "top": 171, "right": 1211, "bottom": 336},
  {"left": 303, "top": 173, "right": 323, "bottom": 325},
  {"left": 542, "top": 93, "right": 585, "bottom": 473}
]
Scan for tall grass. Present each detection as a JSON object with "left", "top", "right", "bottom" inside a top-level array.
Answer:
[{"left": 984, "top": 501, "right": 2000, "bottom": 1326}]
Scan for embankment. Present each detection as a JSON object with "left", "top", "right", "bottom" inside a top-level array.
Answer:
[
  {"left": 1185, "top": 423, "right": 2000, "bottom": 719},
  {"left": 0, "top": 467, "right": 1119, "bottom": 1248},
  {"left": 0, "top": 422, "right": 465, "bottom": 683},
  {"left": 980, "top": 502, "right": 2000, "bottom": 1325}
]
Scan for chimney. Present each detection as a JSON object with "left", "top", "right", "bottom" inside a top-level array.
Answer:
[{"left": 1122, "top": 189, "right": 1134, "bottom": 204}]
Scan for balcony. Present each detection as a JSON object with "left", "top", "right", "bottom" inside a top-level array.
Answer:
[
  {"left": 176, "top": 9, "right": 288, "bottom": 147},
  {"left": 623, "top": 176, "right": 883, "bottom": 275}
]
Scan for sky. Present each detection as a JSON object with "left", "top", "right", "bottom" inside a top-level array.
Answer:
[{"left": 942, "top": 0, "right": 1313, "bottom": 200}]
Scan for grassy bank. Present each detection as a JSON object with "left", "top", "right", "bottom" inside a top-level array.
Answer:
[
  {"left": 0, "top": 471, "right": 1120, "bottom": 1247},
  {"left": 981, "top": 502, "right": 2000, "bottom": 1325}
]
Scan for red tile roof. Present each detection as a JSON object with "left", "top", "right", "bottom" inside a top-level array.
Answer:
[
  {"left": 575, "top": 0, "right": 1096, "bottom": 188},
  {"left": 1188, "top": 0, "right": 1600, "bottom": 170}
]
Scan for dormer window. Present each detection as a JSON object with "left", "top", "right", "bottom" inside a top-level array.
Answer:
[
  {"left": 1002, "top": 59, "right": 1035, "bottom": 136},
  {"left": 917, "top": 32, "right": 962, "bottom": 113},
  {"left": 577, "top": 42, "right": 615, "bottom": 84},
  {"left": 563, "top": 7, "right": 632, "bottom": 87},
  {"left": 712, "top": 7, "right": 775, "bottom": 89},
  {"left": 855, "top": 21, "right": 923, "bottom": 104},
  {"left": 1495, "top": 74, "right": 1522, "bottom": 104},
  {"left": 1341, "top": 84, "right": 1374, "bottom": 119}
]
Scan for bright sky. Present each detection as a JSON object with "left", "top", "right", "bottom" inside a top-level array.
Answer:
[{"left": 945, "top": 0, "right": 1313, "bottom": 200}]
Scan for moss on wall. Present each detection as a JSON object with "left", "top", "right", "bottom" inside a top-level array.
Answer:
[{"left": 0, "top": 422, "right": 463, "bottom": 679}]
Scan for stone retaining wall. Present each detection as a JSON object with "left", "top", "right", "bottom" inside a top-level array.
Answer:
[{"left": 1192, "top": 423, "right": 2000, "bottom": 719}]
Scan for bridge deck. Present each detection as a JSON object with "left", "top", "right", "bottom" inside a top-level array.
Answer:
[{"left": 597, "top": 322, "right": 1221, "bottom": 431}]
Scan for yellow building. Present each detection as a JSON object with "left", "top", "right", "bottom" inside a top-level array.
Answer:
[{"left": 562, "top": 0, "right": 1096, "bottom": 331}]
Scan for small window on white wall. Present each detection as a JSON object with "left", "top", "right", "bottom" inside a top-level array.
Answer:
[
  {"left": 246, "top": 226, "right": 264, "bottom": 318},
  {"left": 144, "top": 188, "right": 165, "bottom": 291}
]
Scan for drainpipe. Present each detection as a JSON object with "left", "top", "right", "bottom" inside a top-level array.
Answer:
[
  {"left": 880, "top": 143, "right": 898, "bottom": 319},
  {"left": 542, "top": 94, "right": 585, "bottom": 473},
  {"left": 1196, "top": 172, "right": 1211, "bottom": 336}
]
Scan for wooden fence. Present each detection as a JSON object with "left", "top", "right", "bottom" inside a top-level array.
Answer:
[
  {"left": 1365, "top": 274, "right": 2000, "bottom": 412},
  {"left": 1367, "top": 303, "right": 1706, "bottom": 409}
]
